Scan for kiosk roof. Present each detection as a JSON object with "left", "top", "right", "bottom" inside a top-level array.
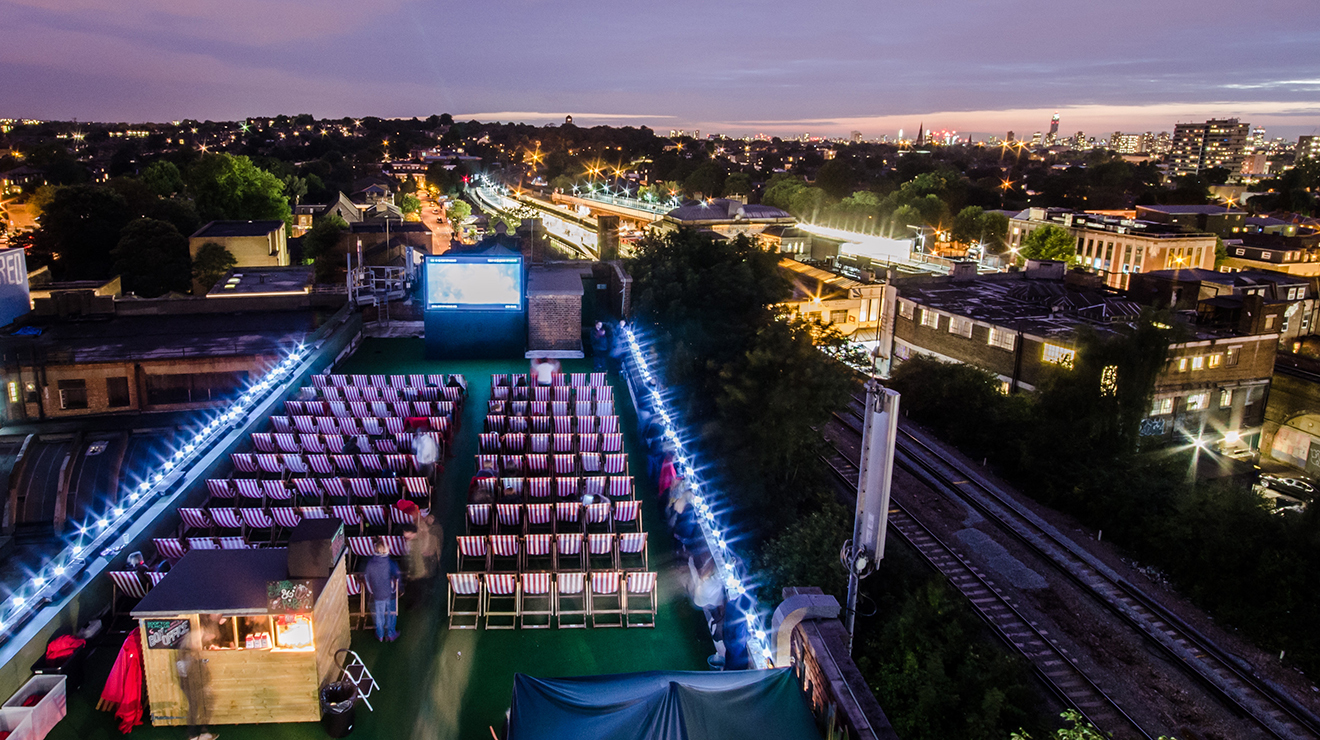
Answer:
[{"left": 133, "top": 549, "right": 327, "bottom": 618}]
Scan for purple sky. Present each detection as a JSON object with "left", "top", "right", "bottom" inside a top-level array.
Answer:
[{"left": 3, "top": 0, "right": 1319, "bottom": 139}]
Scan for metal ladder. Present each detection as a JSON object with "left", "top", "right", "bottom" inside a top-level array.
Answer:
[{"left": 335, "top": 649, "right": 380, "bottom": 711}]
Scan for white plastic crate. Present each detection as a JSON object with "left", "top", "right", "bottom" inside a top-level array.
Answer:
[
  {"left": 0, "top": 707, "right": 33, "bottom": 740},
  {"left": 3, "top": 676, "right": 64, "bottom": 740}
]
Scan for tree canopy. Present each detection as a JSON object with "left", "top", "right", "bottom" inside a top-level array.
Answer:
[
  {"left": 186, "top": 153, "right": 291, "bottom": 224},
  {"left": 1018, "top": 224, "right": 1076, "bottom": 263},
  {"left": 302, "top": 214, "right": 348, "bottom": 282},
  {"left": 191, "top": 241, "right": 237, "bottom": 293},
  {"left": 111, "top": 218, "right": 192, "bottom": 297},
  {"left": 35, "top": 184, "right": 132, "bottom": 280}
]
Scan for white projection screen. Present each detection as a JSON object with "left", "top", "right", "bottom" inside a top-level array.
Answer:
[{"left": 424, "top": 257, "right": 523, "bottom": 309}]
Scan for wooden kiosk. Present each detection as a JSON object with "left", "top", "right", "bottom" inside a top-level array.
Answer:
[{"left": 133, "top": 519, "right": 350, "bottom": 726}]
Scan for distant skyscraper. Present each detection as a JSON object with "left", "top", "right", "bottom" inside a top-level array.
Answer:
[
  {"left": 1006, "top": 130, "right": 1015, "bottom": 142},
  {"left": 1246, "top": 126, "right": 1266, "bottom": 153},
  {"left": 1046, "top": 112, "right": 1060, "bottom": 145},
  {"left": 850, "top": 130, "right": 862, "bottom": 143},
  {"left": 1297, "top": 135, "right": 1320, "bottom": 163},
  {"left": 1030, "top": 132, "right": 1043, "bottom": 147},
  {"left": 1169, "top": 118, "right": 1250, "bottom": 177},
  {"left": 916, "top": 122, "right": 924, "bottom": 146},
  {"left": 1109, "top": 132, "right": 1144, "bottom": 154}
]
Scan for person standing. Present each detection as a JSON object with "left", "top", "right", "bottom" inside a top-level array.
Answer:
[
  {"left": 530, "top": 357, "right": 559, "bottom": 387},
  {"left": 175, "top": 631, "right": 215, "bottom": 740},
  {"left": 412, "top": 432, "right": 440, "bottom": 479},
  {"left": 363, "top": 539, "right": 400, "bottom": 642},
  {"left": 591, "top": 321, "right": 610, "bottom": 372}
]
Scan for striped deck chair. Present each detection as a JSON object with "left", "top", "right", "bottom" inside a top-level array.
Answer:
[
  {"left": 570, "top": 373, "right": 588, "bottom": 387},
  {"left": 528, "top": 400, "right": 548, "bottom": 416},
  {"left": 608, "top": 477, "right": 634, "bottom": 501},
  {"left": 555, "top": 571, "right": 587, "bottom": 628},
  {"left": 384, "top": 454, "right": 415, "bottom": 474},
  {"left": 179, "top": 508, "right": 212, "bottom": 532},
  {"left": 293, "top": 477, "right": 324, "bottom": 504},
  {"left": 346, "top": 573, "right": 366, "bottom": 629},
  {"left": 466, "top": 504, "right": 491, "bottom": 536},
  {"left": 390, "top": 375, "right": 408, "bottom": 389},
  {"left": 206, "top": 479, "right": 235, "bottom": 500},
  {"left": 501, "top": 455, "right": 525, "bottom": 476},
  {"left": 312, "top": 374, "right": 330, "bottom": 389},
  {"left": 154, "top": 537, "right": 188, "bottom": 561},
  {"left": 426, "top": 374, "right": 446, "bottom": 388},
  {"left": 294, "top": 415, "right": 319, "bottom": 434},
  {"left": 231, "top": 453, "right": 259, "bottom": 474},
  {"left": 341, "top": 419, "right": 364, "bottom": 436},
  {"left": 389, "top": 403, "right": 410, "bottom": 419},
  {"left": 485, "top": 415, "right": 507, "bottom": 434},
  {"left": 271, "top": 507, "right": 302, "bottom": 530},
  {"left": 239, "top": 508, "right": 275, "bottom": 536},
  {"left": 299, "top": 434, "right": 326, "bottom": 454},
  {"left": 188, "top": 537, "right": 218, "bottom": 551},
  {"left": 551, "top": 401, "right": 569, "bottom": 417},
  {"left": 553, "top": 454, "right": 576, "bottom": 476},
  {"left": 578, "top": 434, "right": 599, "bottom": 453},
  {"left": 448, "top": 573, "right": 482, "bottom": 629},
  {"left": 251, "top": 433, "right": 275, "bottom": 452},
  {"left": 370, "top": 402, "right": 391, "bottom": 418},
  {"left": 618, "top": 532, "right": 648, "bottom": 571},
  {"left": 529, "top": 434, "right": 550, "bottom": 453},
  {"left": 603, "top": 454, "right": 627, "bottom": 475},
  {"left": 596, "top": 402, "right": 616, "bottom": 417},
  {"left": 329, "top": 402, "right": 350, "bottom": 418},
  {"left": 510, "top": 400, "right": 528, "bottom": 416},
  {"left": 613, "top": 499, "right": 641, "bottom": 532},
  {"left": 579, "top": 452, "right": 602, "bottom": 474},
  {"left": 575, "top": 416, "right": 596, "bottom": 435},
  {"left": 351, "top": 375, "right": 370, "bottom": 388},
  {"left": 583, "top": 476, "right": 606, "bottom": 499},
  {"left": 274, "top": 433, "right": 299, "bottom": 453},
  {"left": 332, "top": 505, "right": 363, "bottom": 528},
  {"left": 511, "top": 386, "right": 529, "bottom": 402},
  {"left": 386, "top": 420, "right": 408, "bottom": 439},
  {"left": 524, "top": 454, "right": 547, "bottom": 476},
  {"left": 108, "top": 571, "right": 149, "bottom": 611},
  {"left": 624, "top": 572, "right": 658, "bottom": 627},
  {"left": 347, "top": 537, "right": 376, "bottom": 559},
  {"left": 331, "top": 375, "right": 351, "bottom": 388},
  {"left": 331, "top": 454, "right": 360, "bottom": 475},
  {"left": 322, "top": 477, "right": 348, "bottom": 503},
  {"left": 401, "top": 477, "right": 430, "bottom": 500},
  {"left": 284, "top": 454, "right": 310, "bottom": 475},
  {"left": 442, "top": 387, "right": 462, "bottom": 403},
  {"left": 211, "top": 508, "right": 244, "bottom": 531},
  {"left": 491, "top": 386, "right": 509, "bottom": 401},
  {"left": 262, "top": 479, "right": 293, "bottom": 502},
  {"left": 552, "top": 373, "right": 568, "bottom": 388},
  {"left": 370, "top": 374, "right": 388, "bottom": 388},
  {"left": 491, "top": 373, "right": 510, "bottom": 389},
  {"left": 370, "top": 477, "right": 397, "bottom": 501},
  {"left": 589, "top": 571, "right": 624, "bottom": 627},
  {"left": 408, "top": 374, "right": 428, "bottom": 388},
  {"left": 479, "top": 432, "right": 501, "bottom": 453},
  {"left": 532, "top": 387, "right": 550, "bottom": 403},
  {"left": 574, "top": 400, "right": 593, "bottom": 417},
  {"left": 435, "top": 399, "right": 454, "bottom": 416},
  {"left": 602, "top": 433, "right": 623, "bottom": 453},
  {"left": 553, "top": 386, "right": 571, "bottom": 402},
  {"left": 587, "top": 533, "right": 616, "bottom": 571},
  {"left": 361, "top": 418, "right": 384, "bottom": 436},
  {"left": 556, "top": 477, "right": 579, "bottom": 500},
  {"left": 527, "top": 478, "right": 552, "bottom": 500},
  {"left": 271, "top": 416, "right": 294, "bottom": 434},
  {"left": 554, "top": 416, "right": 574, "bottom": 435},
  {"left": 502, "top": 433, "right": 526, "bottom": 454},
  {"left": 361, "top": 505, "right": 389, "bottom": 530},
  {"left": 507, "top": 416, "right": 527, "bottom": 434},
  {"left": 599, "top": 416, "right": 619, "bottom": 434},
  {"left": 347, "top": 478, "right": 376, "bottom": 502},
  {"left": 522, "top": 531, "right": 553, "bottom": 570},
  {"left": 487, "top": 400, "right": 506, "bottom": 415},
  {"left": 235, "top": 479, "right": 264, "bottom": 502},
  {"left": 390, "top": 506, "right": 423, "bottom": 526},
  {"left": 556, "top": 503, "right": 582, "bottom": 536},
  {"left": 307, "top": 454, "right": 335, "bottom": 476},
  {"left": 590, "top": 372, "right": 607, "bottom": 387},
  {"left": 526, "top": 503, "right": 554, "bottom": 535},
  {"left": 302, "top": 506, "right": 331, "bottom": 519},
  {"left": 489, "top": 535, "right": 521, "bottom": 572},
  {"left": 483, "top": 573, "right": 519, "bottom": 629},
  {"left": 449, "top": 374, "right": 467, "bottom": 392},
  {"left": 315, "top": 417, "right": 339, "bottom": 435},
  {"left": 474, "top": 477, "right": 499, "bottom": 497},
  {"left": 596, "top": 385, "right": 613, "bottom": 400},
  {"left": 457, "top": 536, "right": 489, "bottom": 571},
  {"left": 495, "top": 504, "right": 523, "bottom": 535},
  {"left": 553, "top": 433, "right": 575, "bottom": 453},
  {"left": 411, "top": 401, "right": 433, "bottom": 417},
  {"left": 286, "top": 400, "right": 306, "bottom": 416},
  {"left": 256, "top": 454, "right": 285, "bottom": 476},
  {"left": 520, "top": 572, "right": 554, "bottom": 628},
  {"left": 585, "top": 502, "right": 612, "bottom": 534},
  {"left": 530, "top": 416, "right": 551, "bottom": 434},
  {"left": 418, "top": 388, "right": 440, "bottom": 401}
]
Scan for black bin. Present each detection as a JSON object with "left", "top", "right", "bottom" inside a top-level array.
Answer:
[{"left": 320, "top": 681, "right": 357, "bottom": 737}]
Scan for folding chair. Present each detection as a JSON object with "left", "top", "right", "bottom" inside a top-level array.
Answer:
[
  {"left": 576, "top": 416, "right": 596, "bottom": 435},
  {"left": 274, "top": 433, "right": 300, "bottom": 453},
  {"left": 446, "top": 573, "right": 482, "bottom": 629},
  {"left": 526, "top": 504, "right": 554, "bottom": 535},
  {"left": 612, "top": 499, "right": 641, "bottom": 532},
  {"left": 578, "top": 434, "right": 599, "bottom": 453},
  {"left": 479, "top": 432, "right": 501, "bottom": 453},
  {"left": 347, "top": 478, "right": 376, "bottom": 503},
  {"left": 231, "top": 453, "right": 259, "bottom": 474},
  {"left": 457, "top": 536, "right": 490, "bottom": 572},
  {"left": 580, "top": 453, "right": 602, "bottom": 475},
  {"left": 602, "top": 433, "right": 623, "bottom": 453},
  {"left": 529, "top": 434, "right": 550, "bottom": 454},
  {"left": 401, "top": 477, "right": 430, "bottom": 500},
  {"left": 583, "top": 476, "right": 606, "bottom": 500},
  {"left": 382, "top": 535, "right": 408, "bottom": 557},
  {"left": 466, "top": 504, "right": 492, "bottom": 536},
  {"left": 271, "top": 507, "right": 303, "bottom": 531},
  {"left": 556, "top": 477, "right": 579, "bottom": 500},
  {"left": 331, "top": 505, "right": 364, "bottom": 530},
  {"left": 608, "top": 477, "right": 634, "bottom": 501},
  {"left": 154, "top": 538, "right": 187, "bottom": 561},
  {"left": 501, "top": 477, "right": 526, "bottom": 500},
  {"left": 251, "top": 433, "right": 275, "bottom": 453},
  {"left": 604, "top": 454, "right": 627, "bottom": 475},
  {"left": 555, "top": 502, "right": 581, "bottom": 535},
  {"left": 483, "top": 573, "right": 519, "bottom": 629},
  {"left": 489, "top": 535, "right": 521, "bottom": 572},
  {"left": 210, "top": 508, "right": 244, "bottom": 533},
  {"left": 239, "top": 508, "right": 276, "bottom": 542},
  {"left": 555, "top": 533, "right": 583, "bottom": 571},
  {"left": 555, "top": 572, "right": 587, "bottom": 628},
  {"left": 495, "top": 504, "right": 523, "bottom": 535},
  {"left": 361, "top": 505, "right": 389, "bottom": 533},
  {"left": 520, "top": 573, "right": 554, "bottom": 628},
  {"left": 553, "top": 416, "right": 573, "bottom": 434},
  {"left": 271, "top": 416, "right": 294, "bottom": 434},
  {"left": 187, "top": 537, "right": 218, "bottom": 550},
  {"left": 178, "top": 508, "right": 212, "bottom": 534},
  {"left": 527, "top": 478, "right": 553, "bottom": 500},
  {"left": 571, "top": 373, "right": 588, "bottom": 387},
  {"left": 585, "top": 502, "right": 612, "bottom": 534},
  {"left": 618, "top": 532, "right": 649, "bottom": 571},
  {"left": 589, "top": 571, "right": 624, "bottom": 627},
  {"left": 256, "top": 454, "right": 286, "bottom": 476},
  {"left": 263, "top": 479, "right": 293, "bottom": 503},
  {"left": 524, "top": 534, "right": 554, "bottom": 572},
  {"left": 346, "top": 573, "right": 367, "bottom": 629},
  {"left": 501, "top": 455, "right": 525, "bottom": 476},
  {"left": 302, "top": 506, "right": 331, "bottom": 520},
  {"left": 502, "top": 433, "right": 526, "bottom": 454},
  {"left": 525, "top": 454, "right": 548, "bottom": 476},
  {"left": 624, "top": 572, "right": 658, "bottom": 627},
  {"left": 587, "top": 533, "right": 617, "bottom": 571},
  {"left": 206, "top": 479, "right": 235, "bottom": 500},
  {"left": 284, "top": 454, "right": 310, "bottom": 476},
  {"left": 293, "top": 477, "right": 325, "bottom": 505},
  {"left": 554, "top": 454, "right": 577, "bottom": 476},
  {"left": 360, "top": 454, "right": 385, "bottom": 475},
  {"left": 551, "top": 401, "right": 569, "bottom": 418},
  {"left": 218, "top": 536, "right": 249, "bottom": 550}
]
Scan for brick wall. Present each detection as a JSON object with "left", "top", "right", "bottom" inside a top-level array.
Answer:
[{"left": 528, "top": 294, "right": 582, "bottom": 352}]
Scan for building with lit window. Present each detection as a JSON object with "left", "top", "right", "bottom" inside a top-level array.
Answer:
[
  {"left": 1296, "top": 135, "right": 1320, "bottom": 164},
  {"left": 1168, "top": 119, "right": 1251, "bottom": 177}
]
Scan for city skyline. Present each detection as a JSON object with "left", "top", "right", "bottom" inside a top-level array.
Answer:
[{"left": 2, "top": 0, "right": 1319, "bottom": 139}]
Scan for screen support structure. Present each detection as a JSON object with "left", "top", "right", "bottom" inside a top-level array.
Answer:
[{"left": 841, "top": 381, "right": 899, "bottom": 654}]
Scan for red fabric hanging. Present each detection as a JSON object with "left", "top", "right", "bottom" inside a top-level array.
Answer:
[
  {"left": 658, "top": 458, "right": 678, "bottom": 496},
  {"left": 45, "top": 634, "right": 85, "bottom": 662},
  {"left": 97, "top": 630, "right": 144, "bottom": 733}
]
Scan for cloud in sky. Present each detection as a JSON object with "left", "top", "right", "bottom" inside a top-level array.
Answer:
[{"left": 2, "top": 0, "right": 1318, "bottom": 137}]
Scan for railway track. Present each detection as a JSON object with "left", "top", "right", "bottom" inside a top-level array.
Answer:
[{"left": 828, "top": 393, "right": 1320, "bottom": 740}]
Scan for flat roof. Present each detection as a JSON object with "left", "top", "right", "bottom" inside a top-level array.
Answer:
[
  {"left": 133, "top": 549, "right": 328, "bottom": 617},
  {"left": 527, "top": 266, "right": 586, "bottom": 296},
  {"left": 191, "top": 220, "right": 286, "bottom": 239},
  {"left": 208, "top": 266, "right": 314, "bottom": 297}
]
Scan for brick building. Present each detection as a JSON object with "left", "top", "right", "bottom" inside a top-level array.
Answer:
[
  {"left": 778, "top": 259, "right": 886, "bottom": 340},
  {"left": 526, "top": 266, "right": 587, "bottom": 358},
  {"left": 189, "top": 220, "right": 289, "bottom": 271}
]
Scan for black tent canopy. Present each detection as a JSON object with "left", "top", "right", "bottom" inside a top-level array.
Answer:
[{"left": 507, "top": 669, "right": 821, "bottom": 740}]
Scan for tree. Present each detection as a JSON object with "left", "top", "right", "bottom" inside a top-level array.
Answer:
[
  {"left": 27, "top": 184, "right": 59, "bottom": 218},
  {"left": 282, "top": 175, "right": 308, "bottom": 206},
  {"left": 398, "top": 193, "right": 421, "bottom": 216},
  {"left": 683, "top": 161, "right": 725, "bottom": 198},
  {"left": 141, "top": 160, "right": 183, "bottom": 196},
  {"left": 35, "top": 184, "right": 132, "bottom": 280},
  {"left": 724, "top": 172, "right": 753, "bottom": 197},
  {"left": 302, "top": 214, "right": 348, "bottom": 283},
  {"left": 815, "top": 157, "right": 858, "bottom": 200},
  {"left": 186, "top": 153, "right": 291, "bottom": 224},
  {"left": 111, "top": 218, "right": 192, "bottom": 297},
  {"left": 446, "top": 199, "right": 471, "bottom": 224},
  {"left": 191, "top": 241, "right": 237, "bottom": 293},
  {"left": 951, "top": 206, "right": 1011, "bottom": 253},
  {"left": 1018, "top": 224, "right": 1076, "bottom": 263}
]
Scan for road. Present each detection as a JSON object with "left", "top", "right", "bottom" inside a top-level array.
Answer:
[{"left": 418, "top": 192, "right": 455, "bottom": 254}]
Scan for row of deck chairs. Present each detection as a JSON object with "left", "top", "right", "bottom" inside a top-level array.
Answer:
[
  {"left": 282, "top": 401, "right": 455, "bottom": 420},
  {"left": 473, "top": 452, "right": 628, "bottom": 478},
  {"left": 206, "top": 476, "right": 429, "bottom": 506},
  {"left": 253, "top": 432, "right": 442, "bottom": 456},
  {"left": 311, "top": 373, "right": 467, "bottom": 392},
  {"left": 456, "top": 532, "right": 648, "bottom": 573},
  {"left": 466, "top": 500, "right": 641, "bottom": 536},
  {"left": 490, "top": 385, "right": 613, "bottom": 402},
  {"left": 230, "top": 452, "right": 422, "bottom": 478},
  {"left": 471, "top": 474, "right": 633, "bottom": 501},
  {"left": 180, "top": 503, "right": 424, "bottom": 537},
  {"left": 447, "top": 571, "right": 656, "bottom": 629},
  {"left": 483, "top": 415, "right": 618, "bottom": 435},
  {"left": 487, "top": 400, "right": 616, "bottom": 417},
  {"left": 491, "top": 372, "right": 608, "bottom": 389},
  {"left": 297, "top": 386, "right": 460, "bottom": 403},
  {"left": 479, "top": 432, "right": 623, "bottom": 455}
]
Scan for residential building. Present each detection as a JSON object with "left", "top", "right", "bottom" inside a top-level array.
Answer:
[
  {"left": 659, "top": 198, "right": 794, "bottom": 239},
  {"left": 1218, "top": 234, "right": 1320, "bottom": 276},
  {"left": 1009, "top": 208, "right": 1217, "bottom": 289},
  {"left": 1109, "top": 132, "right": 1144, "bottom": 154},
  {"left": 1297, "top": 135, "right": 1320, "bottom": 164},
  {"left": 1168, "top": 119, "right": 1251, "bottom": 177},
  {"left": 189, "top": 220, "right": 289, "bottom": 273},
  {"left": 292, "top": 192, "right": 362, "bottom": 236},
  {"left": 1134, "top": 204, "right": 1247, "bottom": 237},
  {"left": 778, "top": 258, "right": 887, "bottom": 341}
]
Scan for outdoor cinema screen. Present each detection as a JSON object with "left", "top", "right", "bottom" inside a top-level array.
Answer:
[{"left": 425, "top": 256, "right": 523, "bottom": 310}]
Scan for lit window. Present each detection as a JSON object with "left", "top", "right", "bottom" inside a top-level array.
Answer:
[
  {"left": 1265, "top": 315, "right": 1276, "bottom": 330},
  {"left": 1219, "top": 389, "right": 1233, "bottom": 408},
  {"left": 1186, "top": 392, "right": 1209, "bottom": 411},
  {"left": 948, "top": 316, "right": 973, "bottom": 338},
  {"left": 987, "top": 327, "right": 1016, "bottom": 350},
  {"left": 1226, "top": 347, "right": 1240, "bottom": 366},
  {"left": 1177, "top": 357, "right": 1188, "bottom": 372},
  {"left": 5, "top": 382, "right": 16, "bottom": 404},
  {"left": 1042, "top": 343, "right": 1075, "bottom": 368},
  {"left": 1151, "top": 397, "right": 1173, "bottom": 415},
  {"left": 920, "top": 308, "right": 940, "bottom": 328},
  {"left": 1191, "top": 356, "right": 1204, "bottom": 370},
  {"left": 1208, "top": 354, "right": 1222, "bottom": 368},
  {"left": 899, "top": 300, "right": 914, "bottom": 319},
  {"left": 1261, "top": 251, "right": 1272, "bottom": 260},
  {"left": 1100, "top": 365, "right": 1118, "bottom": 396}
]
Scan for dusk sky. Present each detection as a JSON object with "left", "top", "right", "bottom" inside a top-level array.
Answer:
[{"left": 3, "top": 0, "right": 1319, "bottom": 139}]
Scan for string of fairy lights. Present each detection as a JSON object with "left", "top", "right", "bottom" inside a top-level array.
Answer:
[
  {"left": 0, "top": 344, "right": 311, "bottom": 642},
  {"left": 623, "top": 326, "right": 772, "bottom": 669}
]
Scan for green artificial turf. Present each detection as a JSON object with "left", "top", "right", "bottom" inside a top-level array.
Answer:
[{"left": 50, "top": 339, "right": 712, "bottom": 740}]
